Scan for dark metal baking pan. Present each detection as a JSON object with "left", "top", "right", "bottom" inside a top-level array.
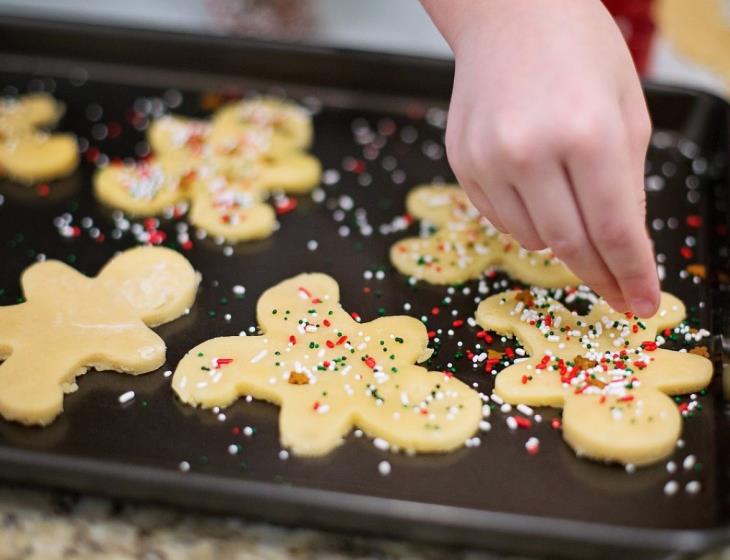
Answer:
[{"left": 0, "top": 15, "right": 729, "bottom": 560}]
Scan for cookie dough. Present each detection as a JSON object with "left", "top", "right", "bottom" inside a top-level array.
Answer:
[
  {"left": 173, "top": 273, "right": 482, "bottom": 456},
  {"left": 94, "top": 97, "right": 321, "bottom": 241},
  {"left": 391, "top": 184, "right": 579, "bottom": 287},
  {"left": 0, "top": 246, "right": 198, "bottom": 426},
  {"left": 94, "top": 157, "right": 193, "bottom": 216},
  {"left": 0, "top": 93, "right": 79, "bottom": 183},
  {"left": 475, "top": 288, "right": 713, "bottom": 465},
  {"left": 213, "top": 96, "right": 313, "bottom": 150}
]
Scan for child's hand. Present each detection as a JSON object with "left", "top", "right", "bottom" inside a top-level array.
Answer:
[{"left": 422, "top": 0, "right": 659, "bottom": 316}]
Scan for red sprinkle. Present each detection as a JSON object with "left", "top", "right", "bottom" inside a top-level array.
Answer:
[
  {"left": 686, "top": 215, "right": 702, "bottom": 228},
  {"left": 452, "top": 319, "right": 464, "bottom": 328},
  {"left": 289, "top": 335, "right": 297, "bottom": 345},
  {"left": 275, "top": 197, "right": 297, "bottom": 215},
  {"left": 551, "top": 418, "right": 562, "bottom": 430},
  {"left": 514, "top": 416, "right": 532, "bottom": 429}
]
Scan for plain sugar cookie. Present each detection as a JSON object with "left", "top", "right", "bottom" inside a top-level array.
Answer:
[
  {"left": 475, "top": 288, "right": 712, "bottom": 466},
  {"left": 391, "top": 184, "right": 579, "bottom": 287},
  {"left": 0, "top": 246, "right": 198, "bottom": 426},
  {"left": 173, "top": 273, "right": 482, "bottom": 456}
]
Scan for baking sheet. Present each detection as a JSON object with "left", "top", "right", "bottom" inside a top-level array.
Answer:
[{"left": 0, "top": 17, "right": 729, "bottom": 559}]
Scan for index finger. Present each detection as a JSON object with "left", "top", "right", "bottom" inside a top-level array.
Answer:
[{"left": 566, "top": 116, "right": 660, "bottom": 317}]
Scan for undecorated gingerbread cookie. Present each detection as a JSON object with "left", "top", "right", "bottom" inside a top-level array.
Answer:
[
  {"left": 173, "top": 273, "right": 482, "bottom": 456},
  {"left": 0, "top": 93, "right": 79, "bottom": 183},
  {"left": 0, "top": 246, "right": 198, "bottom": 426},
  {"left": 475, "top": 288, "right": 713, "bottom": 465},
  {"left": 391, "top": 184, "right": 579, "bottom": 287}
]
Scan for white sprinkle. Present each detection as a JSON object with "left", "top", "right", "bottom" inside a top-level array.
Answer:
[
  {"left": 500, "top": 403, "right": 512, "bottom": 413},
  {"left": 178, "top": 461, "right": 191, "bottom": 472},
  {"left": 307, "top": 239, "right": 318, "bottom": 251},
  {"left": 479, "top": 420, "right": 492, "bottom": 432},
  {"left": 516, "top": 404, "right": 534, "bottom": 416},
  {"left": 228, "top": 444, "right": 238, "bottom": 455},
  {"left": 163, "top": 370, "right": 173, "bottom": 378},
  {"left": 625, "top": 464, "right": 636, "bottom": 474},
  {"left": 243, "top": 426, "right": 254, "bottom": 437},
  {"left": 118, "top": 391, "right": 135, "bottom": 404},
  {"left": 666, "top": 461, "right": 677, "bottom": 474},
  {"left": 506, "top": 416, "right": 518, "bottom": 430},
  {"left": 232, "top": 285, "right": 246, "bottom": 296},
  {"left": 686, "top": 481, "right": 701, "bottom": 495},
  {"left": 354, "top": 429, "right": 363, "bottom": 438},
  {"left": 683, "top": 454, "right": 696, "bottom": 470},
  {"left": 250, "top": 349, "right": 268, "bottom": 363},
  {"left": 279, "top": 450, "right": 289, "bottom": 460},
  {"left": 663, "top": 480, "right": 679, "bottom": 496},
  {"left": 373, "top": 437, "right": 390, "bottom": 451},
  {"left": 378, "top": 460, "right": 391, "bottom": 476}
]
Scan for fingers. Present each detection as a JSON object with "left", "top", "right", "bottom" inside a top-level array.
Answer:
[
  {"left": 480, "top": 183, "right": 545, "bottom": 251},
  {"left": 509, "top": 158, "right": 626, "bottom": 310},
  {"left": 621, "top": 83, "right": 653, "bottom": 212},
  {"left": 566, "top": 109, "right": 660, "bottom": 317},
  {"left": 460, "top": 178, "right": 507, "bottom": 232}
]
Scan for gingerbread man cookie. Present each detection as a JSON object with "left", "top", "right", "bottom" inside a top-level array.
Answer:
[
  {"left": 475, "top": 288, "right": 713, "bottom": 465},
  {"left": 0, "top": 93, "right": 79, "bottom": 183},
  {"left": 391, "top": 184, "right": 579, "bottom": 287},
  {"left": 94, "top": 97, "right": 320, "bottom": 241},
  {"left": 173, "top": 273, "right": 482, "bottom": 456},
  {"left": 0, "top": 246, "right": 198, "bottom": 426},
  {"left": 212, "top": 96, "right": 313, "bottom": 150}
]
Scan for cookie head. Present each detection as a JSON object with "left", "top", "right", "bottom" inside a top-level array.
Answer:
[{"left": 97, "top": 246, "right": 199, "bottom": 327}]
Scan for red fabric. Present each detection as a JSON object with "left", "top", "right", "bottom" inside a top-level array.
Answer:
[{"left": 603, "top": 0, "right": 656, "bottom": 74}]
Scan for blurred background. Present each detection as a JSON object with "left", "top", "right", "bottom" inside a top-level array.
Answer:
[{"left": 0, "top": 0, "right": 728, "bottom": 98}]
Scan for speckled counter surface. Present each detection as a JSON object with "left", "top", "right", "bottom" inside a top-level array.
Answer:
[
  {"left": 0, "top": 485, "right": 727, "bottom": 560},
  {"left": 0, "top": 485, "right": 514, "bottom": 560}
]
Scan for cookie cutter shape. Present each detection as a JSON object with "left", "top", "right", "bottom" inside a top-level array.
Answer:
[
  {"left": 0, "top": 246, "right": 198, "bottom": 426},
  {"left": 0, "top": 93, "right": 78, "bottom": 183},
  {"left": 391, "top": 184, "right": 579, "bottom": 287},
  {"left": 476, "top": 288, "right": 713, "bottom": 465},
  {"left": 173, "top": 273, "right": 482, "bottom": 456}
]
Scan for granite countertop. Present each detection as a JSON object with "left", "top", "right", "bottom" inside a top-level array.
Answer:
[
  {"left": 1, "top": 485, "right": 728, "bottom": 560},
  {"left": 0, "top": 485, "right": 509, "bottom": 560}
]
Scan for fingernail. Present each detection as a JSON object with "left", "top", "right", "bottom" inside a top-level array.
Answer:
[{"left": 630, "top": 297, "right": 658, "bottom": 318}]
